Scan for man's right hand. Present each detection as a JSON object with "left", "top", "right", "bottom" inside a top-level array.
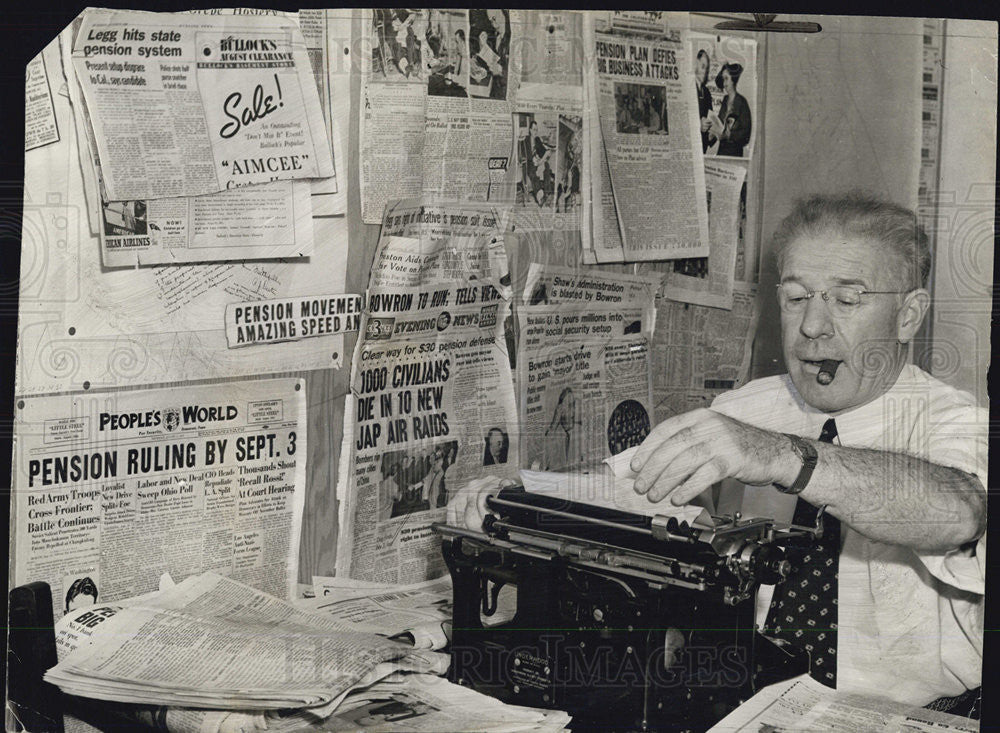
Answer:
[{"left": 700, "top": 117, "right": 711, "bottom": 133}]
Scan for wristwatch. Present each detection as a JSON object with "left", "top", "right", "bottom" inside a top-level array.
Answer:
[{"left": 773, "top": 433, "right": 818, "bottom": 494}]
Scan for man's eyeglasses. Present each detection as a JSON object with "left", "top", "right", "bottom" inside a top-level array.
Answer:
[{"left": 775, "top": 283, "right": 910, "bottom": 317}]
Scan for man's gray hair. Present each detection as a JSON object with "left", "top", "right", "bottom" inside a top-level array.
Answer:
[{"left": 773, "top": 193, "right": 931, "bottom": 289}]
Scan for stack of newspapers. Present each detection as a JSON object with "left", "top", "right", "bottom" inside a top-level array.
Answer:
[
  {"left": 46, "top": 572, "right": 447, "bottom": 712},
  {"left": 46, "top": 572, "right": 570, "bottom": 732}
]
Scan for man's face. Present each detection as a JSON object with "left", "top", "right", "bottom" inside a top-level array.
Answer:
[
  {"left": 779, "top": 229, "right": 910, "bottom": 414},
  {"left": 487, "top": 9, "right": 504, "bottom": 33},
  {"left": 696, "top": 54, "right": 709, "bottom": 84},
  {"left": 488, "top": 431, "right": 503, "bottom": 453}
]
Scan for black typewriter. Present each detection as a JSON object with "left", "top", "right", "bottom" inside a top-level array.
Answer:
[{"left": 435, "top": 485, "right": 822, "bottom": 732}]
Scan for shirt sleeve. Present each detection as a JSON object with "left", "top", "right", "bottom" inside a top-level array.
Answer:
[{"left": 913, "top": 400, "right": 988, "bottom": 595}]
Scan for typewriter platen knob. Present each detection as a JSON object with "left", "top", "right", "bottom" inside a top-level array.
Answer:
[
  {"left": 757, "top": 547, "right": 793, "bottom": 585},
  {"left": 739, "top": 543, "right": 792, "bottom": 586}
]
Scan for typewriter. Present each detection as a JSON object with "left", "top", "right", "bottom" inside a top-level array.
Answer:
[{"left": 435, "top": 485, "right": 823, "bottom": 732}]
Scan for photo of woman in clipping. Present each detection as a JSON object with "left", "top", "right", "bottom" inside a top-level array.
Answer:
[
  {"left": 712, "top": 62, "right": 752, "bottom": 157},
  {"left": 544, "top": 387, "right": 582, "bottom": 470}
]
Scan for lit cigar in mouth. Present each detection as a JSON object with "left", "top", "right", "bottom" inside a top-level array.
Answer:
[{"left": 817, "top": 359, "right": 840, "bottom": 385}]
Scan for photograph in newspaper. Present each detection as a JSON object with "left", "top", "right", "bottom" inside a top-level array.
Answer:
[
  {"left": 339, "top": 285, "right": 517, "bottom": 584},
  {"left": 515, "top": 112, "right": 557, "bottom": 209},
  {"left": 613, "top": 82, "right": 668, "bottom": 134},
  {"left": 514, "top": 112, "right": 584, "bottom": 219},
  {"left": 591, "top": 24, "right": 710, "bottom": 261},
  {"left": 425, "top": 9, "right": 468, "bottom": 97},
  {"left": 71, "top": 8, "right": 335, "bottom": 201},
  {"left": 643, "top": 160, "right": 748, "bottom": 309},
  {"left": 468, "top": 10, "right": 511, "bottom": 101},
  {"left": 12, "top": 378, "right": 306, "bottom": 617},
  {"left": 555, "top": 114, "right": 583, "bottom": 214},
  {"left": 512, "top": 11, "right": 585, "bottom": 236},
  {"left": 689, "top": 32, "right": 758, "bottom": 159},
  {"left": 372, "top": 9, "right": 426, "bottom": 82}
]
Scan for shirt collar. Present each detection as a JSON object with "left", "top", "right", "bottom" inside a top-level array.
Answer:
[{"left": 789, "top": 364, "right": 921, "bottom": 448}]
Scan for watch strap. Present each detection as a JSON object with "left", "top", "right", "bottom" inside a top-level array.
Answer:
[{"left": 773, "top": 433, "right": 818, "bottom": 494}]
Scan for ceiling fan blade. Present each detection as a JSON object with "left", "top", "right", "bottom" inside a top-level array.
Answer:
[{"left": 714, "top": 19, "right": 822, "bottom": 33}]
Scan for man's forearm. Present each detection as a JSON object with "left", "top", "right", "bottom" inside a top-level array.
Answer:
[{"left": 792, "top": 442, "right": 986, "bottom": 551}]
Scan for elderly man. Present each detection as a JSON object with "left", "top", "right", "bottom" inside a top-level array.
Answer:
[
  {"left": 449, "top": 193, "right": 986, "bottom": 715},
  {"left": 629, "top": 193, "right": 986, "bottom": 714}
]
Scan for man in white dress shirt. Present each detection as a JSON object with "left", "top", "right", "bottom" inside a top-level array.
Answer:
[
  {"left": 449, "top": 193, "right": 986, "bottom": 713},
  {"left": 629, "top": 193, "right": 986, "bottom": 712}
]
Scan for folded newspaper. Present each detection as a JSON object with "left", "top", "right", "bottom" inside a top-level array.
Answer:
[
  {"left": 301, "top": 673, "right": 572, "bottom": 732},
  {"left": 708, "top": 675, "right": 978, "bottom": 732},
  {"left": 300, "top": 574, "right": 516, "bottom": 651},
  {"left": 45, "top": 572, "right": 448, "bottom": 712}
]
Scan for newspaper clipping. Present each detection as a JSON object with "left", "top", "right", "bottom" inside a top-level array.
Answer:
[
  {"left": 584, "top": 89, "right": 626, "bottom": 263},
  {"left": 339, "top": 283, "right": 517, "bottom": 584},
  {"left": 511, "top": 11, "right": 585, "bottom": 233},
  {"left": 651, "top": 283, "right": 760, "bottom": 421},
  {"left": 646, "top": 160, "right": 748, "bottom": 309},
  {"left": 689, "top": 32, "right": 758, "bottom": 159},
  {"left": 59, "top": 17, "right": 323, "bottom": 266},
  {"left": 589, "top": 16, "right": 710, "bottom": 261},
  {"left": 18, "top": 33, "right": 349, "bottom": 396},
  {"left": 12, "top": 378, "right": 306, "bottom": 617},
  {"left": 25, "top": 53, "right": 60, "bottom": 151},
  {"left": 521, "top": 262, "right": 660, "bottom": 313},
  {"left": 98, "top": 180, "right": 316, "bottom": 266},
  {"left": 71, "top": 8, "right": 335, "bottom": 201},
  {"left": 224, "top": 294, "right": 362, "bottom": 348},
  {"left": 321, "top": 674, "right": 572, "bottom": 732},
  {"left": 302, "top": 575, "right": 454, "bottom": 650},
  {"left": 337, "top": 199, "right": 516, "bottom": 585},
  {"left": 297, "top": 7, "right": 347, "bottom": 217},
  {"left": 518, "top": 306, "right": 652, "bottom": 471},
  {"left": 373, "top": 199, "right": 511, "bottom": 289},
  {"left": 709, "top": 676, "right": 978, "bottom": 733},
  {"left": 360, "top": 9, "right": 520, "bottom": 223},
  {"left": 518, "top": 264, "right": 659, "bottom": 470}
]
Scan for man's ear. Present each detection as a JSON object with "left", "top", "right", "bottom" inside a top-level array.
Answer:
[{"left": 896, "top": 288, "right": 930, "bottom": 343}]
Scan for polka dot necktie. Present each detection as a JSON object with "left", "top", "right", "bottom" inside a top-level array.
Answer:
[{"left": 765, "top": 418, "right": 839, "bottom": 688}]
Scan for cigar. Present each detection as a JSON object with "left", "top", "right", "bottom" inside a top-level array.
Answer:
[{"left": 817, "top": 359, "right": 840, "bottom": 385}]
